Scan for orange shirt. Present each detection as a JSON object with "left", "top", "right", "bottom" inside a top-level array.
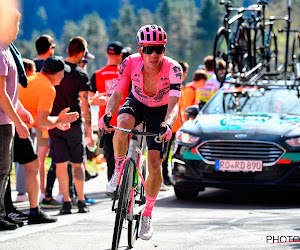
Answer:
[
  {"left": 182, "top": 83, "right": 197, "bottom": 122},
  {"left": 18, "top": 72, "right": 56, "bottom": 129}
]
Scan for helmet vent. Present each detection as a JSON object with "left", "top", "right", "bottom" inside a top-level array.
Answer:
[
  {"left": 140, "top": 31, "right": 144, "bottom": 40},
  {"left": 153, "top": 31, "right": 157, "bottom": 41},
  {"left": 159, "top": 34, "right": 162, "bottom": 41},
  {"left": 146, "top": 27, "right": 150, "bottom": 32},
  {"left": 147, "top": 34, "right": 151, "bottom": 41}
]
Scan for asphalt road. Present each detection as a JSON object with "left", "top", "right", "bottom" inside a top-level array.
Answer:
[{"left": 1, "top": 170, "right": 300, "bottom": 250}]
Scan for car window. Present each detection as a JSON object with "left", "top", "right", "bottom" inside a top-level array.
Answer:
[{"left": 203, "top": 88, "right": 300, "bottom": 115}]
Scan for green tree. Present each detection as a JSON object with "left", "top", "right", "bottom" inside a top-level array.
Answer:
[
  {"left": 60, "top": 13, "right": 109, "bottom": 75},
  {"left": 110, "top": 4, "right": 138, "bottom": 49},
  {"left": 197, "top": 0, "right": 222, "bottom": 40}
]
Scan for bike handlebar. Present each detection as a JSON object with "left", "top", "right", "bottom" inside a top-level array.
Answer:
[{"left": 99, "top": 120, "right": 168, "bottom": 159}]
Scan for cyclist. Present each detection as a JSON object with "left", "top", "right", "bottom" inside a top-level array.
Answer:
[{"left": 99, "top": 24, "right": 182, "bottom": 240}]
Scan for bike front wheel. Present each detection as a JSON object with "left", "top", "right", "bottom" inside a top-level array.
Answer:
[
  {"left": 128, "top": 155, "right": 146, "bottom": 248},
  {"left": 112, "top": 160, "right": 134, "bottom": 250}
]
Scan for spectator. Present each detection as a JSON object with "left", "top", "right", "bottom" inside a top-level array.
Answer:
[
  {"left": 48, "top": 36, "right": 94, "bottom": 214},
  {"left": 161, "top": 61, "right": 189, "bottom": 188},
  {"left": 90, "top": 41, "right": 130, "bottom": 182},
  {"left": 32, "top": 35, "right": 56, "bottom": 201},
  {"left": 183, "top": 69, "right": 207, "bottom": 119},
  {"left": 197, "top": 55, "right": 221, "bottom": 104},
  {"left": 121, "top": 46, "right": 133, "bottom": 62},
  {"left": 0, "top": 6, "right": 30, "bottom": 231},
  {"left": 34, "top": 34, "right": 55, "bottom": 72},
  {"left": 23, "top": 58, "right": 36, "bottom": 76}
]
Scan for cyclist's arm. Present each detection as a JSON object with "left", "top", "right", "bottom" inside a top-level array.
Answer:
[
  {"left": 105, "top": 56, "right": 131, "bottom": 115},
  {"left": 105, "top": 90, "right": 123, "bottom": 115},
  {"left": 164, "top": 95, "right": 179, "bottom": 128}
]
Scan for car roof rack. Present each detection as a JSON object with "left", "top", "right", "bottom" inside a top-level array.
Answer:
[{"left": 224, "top": 62, "right": 300, "bottom": 89}]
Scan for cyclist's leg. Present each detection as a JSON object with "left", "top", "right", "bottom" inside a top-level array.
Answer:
[
  {"left": 113, "top": 113, "right": 135, "bottom": 160},
  {"left": 107, "top": 95, "right": 141, "bottom": 194},
  {"left": 139, "top": 150, "right": 161, "bottom": 240},
  {"left": 139, "top": 104, "right": 167, "bottom": 240},
  {"left": 106, "top": 113, "right": 135, "bottom": 194}
]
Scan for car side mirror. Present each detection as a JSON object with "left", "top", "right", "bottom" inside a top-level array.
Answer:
[{"left": 185, "top": 105, "right": 199, "bottom": 120}]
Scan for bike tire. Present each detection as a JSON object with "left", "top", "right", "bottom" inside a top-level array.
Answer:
[
  {"left": 235, "top": 24, "right": 250, "bottom": 73},
  {"left": 128, "top": 156, "right": 146, "bottom": 248},
  {"left": 266, "top": 32, "right": 278, "bottom": 72},
  {"left": 291, "top": 33, "right": 300, "bottom": 74},
  {"left": 112, "top": 160, "right": 134, "bottom": 250},
  {"left": 213, "top": 28, "right": 229, "bottom": 83},
  {"left": 253, "top": 23, "right": 264, "bottom": 67}
]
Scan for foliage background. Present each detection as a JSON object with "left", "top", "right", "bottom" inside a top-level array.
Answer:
[{"left": 16, "top": 0, "right": 299, "bottom": 81}]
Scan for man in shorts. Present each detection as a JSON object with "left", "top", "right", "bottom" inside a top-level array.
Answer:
[{"left": 49, "top": 36, "right": 95, "bottom": 215}]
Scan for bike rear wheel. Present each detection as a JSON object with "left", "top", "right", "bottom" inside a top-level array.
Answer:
[
  {"left": 128, "top": 156, "right": 146, "bottom": 248},
  {"left": 213, "top": 28, "right": 229, "bottom": 83},
  {"left": 253, "top": 23, "right": 264, "bottom": 67},
  {"left": 112, "top": 160, "right": 134, "bottom": 250}
]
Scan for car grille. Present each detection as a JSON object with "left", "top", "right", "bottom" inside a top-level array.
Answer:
[{"left": 197, "top": 140, "right": 285, "bottom": 166}]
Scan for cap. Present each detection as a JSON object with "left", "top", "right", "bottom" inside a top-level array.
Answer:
[
  {"left": 41, "top": 56, "right": 71, "bottom": 73},
  {"left": 107, "top": 41, "right": 123, "bottom": 55},
  {"left": 84, "top": 48, "right": 94, "bottom": 59},
  {"left": 121, "top": 47, "right": 132, "bottom": 55}
]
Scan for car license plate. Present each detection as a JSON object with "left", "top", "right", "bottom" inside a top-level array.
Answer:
[{"left": 215, "top": 160, "right": 263, "bottom": 172}]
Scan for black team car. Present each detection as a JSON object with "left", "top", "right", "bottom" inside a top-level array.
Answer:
[{"left": 172, "top": 80, "right": 300, "bottom": 199}]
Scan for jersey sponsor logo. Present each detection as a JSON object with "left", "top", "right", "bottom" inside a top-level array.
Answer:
[
  {"left": 172, "top": 66, "right": 181, "bottom": 73},
  {"left": 154, "top": 86, "right": 169, "bottom": 101},
  {"left": 154, "top": 136, "right": 161, "bottom": 144},
  {"left": 132, "top": 78, "right": 141, "bottom": 83},
  {"left": 119, "top": 60, "right": 127, "bottom": 75},
  {"left": 134, "top": 85, "right": 148, "bottom": 99},
  {"left": 120, "top": 105, "right": 135, "bottom": 114},
  {"left": 175, "top": 72, "right": 183, "bottom": 80}
]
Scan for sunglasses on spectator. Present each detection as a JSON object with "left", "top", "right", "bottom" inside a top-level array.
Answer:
[{"left": 142, "top": 46, "right": 165, "bottom": 55}]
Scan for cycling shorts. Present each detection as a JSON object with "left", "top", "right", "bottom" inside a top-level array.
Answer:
[{"left": 118, "top": 93, "right": 167, "bottom": 151}]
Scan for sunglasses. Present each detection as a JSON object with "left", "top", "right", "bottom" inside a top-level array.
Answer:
[{"left": 142, "top": 46, "right": 165, "bottom": 55}]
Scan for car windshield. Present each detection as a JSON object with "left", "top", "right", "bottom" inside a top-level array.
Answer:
[{"left": 202, "top": 87, "right": 300, "bottom": 116}]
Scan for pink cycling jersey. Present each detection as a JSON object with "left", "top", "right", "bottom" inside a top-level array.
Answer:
[{"left": 114, "top": 53, "right": 182, "bottom": 107}]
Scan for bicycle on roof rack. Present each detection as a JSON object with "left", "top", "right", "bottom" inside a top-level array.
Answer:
[
  {"left": 215, "top": 0, "right": 300, "bottom": 84},
  {"left": 213, "top": 0, "right": 252, "bottom": 83}
]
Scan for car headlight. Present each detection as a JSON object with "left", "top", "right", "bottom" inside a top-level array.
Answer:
[
  {"left": 176, "top": 131, "right": 200, "bottom": 144},
  {"left": 286, "top": 137, "right": 300, "bottom": 147}
]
